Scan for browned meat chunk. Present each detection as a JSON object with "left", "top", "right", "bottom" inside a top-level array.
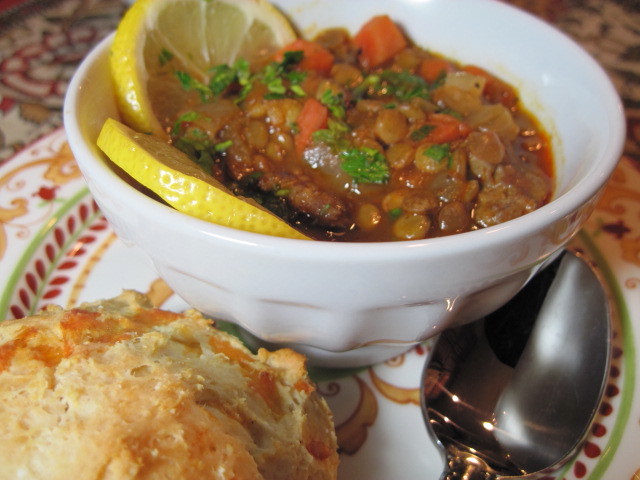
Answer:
[{"left": 474, "top": 184, "right": 537, "bottom": 227}]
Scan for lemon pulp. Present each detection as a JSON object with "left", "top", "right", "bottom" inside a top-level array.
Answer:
[{"left": 110, "top": 0, "right": 296, "bottom": 136}]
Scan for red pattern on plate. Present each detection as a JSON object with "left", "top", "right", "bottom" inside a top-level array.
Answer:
[{"left": 8, "top": 197, "right": 106, "bottom": 318}]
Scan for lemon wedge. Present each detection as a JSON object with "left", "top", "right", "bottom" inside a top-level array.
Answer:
[
  {"left": 110, "top": 0, "right": 297, "bottom": 136},
  {"left": 97, "top": 118, "right": 310, "bottom": 239}
]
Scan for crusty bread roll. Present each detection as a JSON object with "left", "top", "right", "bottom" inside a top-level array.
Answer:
[{"left": 0, "top": 290, "right": 338, "bottom": 480}]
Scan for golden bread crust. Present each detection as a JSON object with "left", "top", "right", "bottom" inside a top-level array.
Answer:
[{"left": 0, "top": 290, "right": 338, "bottom": 480}]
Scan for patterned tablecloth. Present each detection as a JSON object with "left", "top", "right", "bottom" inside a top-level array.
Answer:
[
  {"left": 0, "top": 0, "right": 125, "bottom": 160},
  {"left": 2, "top": 1, "right": 640, "bottom": 479},
  {"left": 0, "top": 0, "right": 639, "bottom": 165}
]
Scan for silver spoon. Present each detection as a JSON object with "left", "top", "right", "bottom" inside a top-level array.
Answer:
[{"left": 420, "top": 250, "right": 611, "bottom": 479}]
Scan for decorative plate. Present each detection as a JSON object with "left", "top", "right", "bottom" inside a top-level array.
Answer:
[{"left": 1, "top": 129, "right": 639, "bottom": 480}]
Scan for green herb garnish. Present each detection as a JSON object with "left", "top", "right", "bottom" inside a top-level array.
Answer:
[
  {"left": 209, "top": 64, "right": 237, "bottom": 95},
  {"left": 171, "top": 111, "right": 200, "bottom": 136},
  {"left": 380, "top": 70, "right": 430, "bottom": 100},
  {"left": 159, "top": 48, "right": 174, "bottom": 66},
  {"left": 312, "top": 119, "right": 349, "bottom": 151},
  {"left": 275, "top": 188, "right": 291, "bottom": 197},
  {"left": 352, "top": 74, "right": 381, "bottom": 99},
  {"left": 438, "top": 107, "right": 463, "bottom": 119},
  {"left": 281, "top": 50, "right": 303, "bottom": 67},
  {"left": 355, "top": 71, "right": 431, "bottom": 101},
  {"left": 261, "top": 50, "right": 307, "bottom": 99},
  {"left": 431, "top": 69, "right": 448, "bottom": 88},
  {"left": 233, "top": 58, "right": 252, "bottom": 103},
  {"left": 214, "top": 140, "right": 233, "bottom": 152},
  {"left": 410, "top": 124, "right": 436, "bottom": 142},
  {"left": 389, "top": 207, "right": 403, "bottom": 219},
  {"left": 174, "top": 135, "right": 214, "bottom": 171},
  {"left": 175, "top": 71, "right": 212, "bottom": 102},
  {"left": 423, "top": 143, "right": 452, "bottom": 164},
  {"left": 341, "top": 147, "right": 390, "bottom": 184},
  {"left": 320, "top": 89, "right": 345, "bottom": 119},
  {"left": 176, "top": 59, "right": 254, "bottom": 103}
]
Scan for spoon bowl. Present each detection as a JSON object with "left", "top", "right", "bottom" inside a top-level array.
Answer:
[{"left": 420, "top": 250, "right": 611, "bottom": 479}]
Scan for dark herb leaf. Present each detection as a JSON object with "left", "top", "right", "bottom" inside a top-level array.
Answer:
[{"left": 282, "top": 50, "right": 304, "bottom": 67}]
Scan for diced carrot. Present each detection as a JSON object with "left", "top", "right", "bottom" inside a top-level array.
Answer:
[
  {"left": 294, "top": 98, "right": 328, "bottom": 155},
  {"left": 276, "top": 39, "right": 335, "bottom": 75},
  {"left": 418, "top": 57, "right": 452, "bottom": 84},
  {"left": 418, "top": 113, "right": 472, "bottom": 144},
  {"left": 427, "top": 122, "right": 468, "bottom": 144},
  {"left": 463, "top": 65, "right": 518, "bottom": 109},
  {"left": 353, "top": 15, "right": 408, "bottom": 68}
]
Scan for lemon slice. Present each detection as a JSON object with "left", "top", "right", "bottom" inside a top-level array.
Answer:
[
  {"left": 97, "top": 118, "right": 309, "bottom": 240},
  {"left": 111, "top": 0, "right": 297, "bottom": 136}
]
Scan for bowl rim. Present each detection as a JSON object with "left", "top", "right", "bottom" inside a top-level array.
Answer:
[{"left": 63, "top": 2, "right": 626, "bottom": 261}]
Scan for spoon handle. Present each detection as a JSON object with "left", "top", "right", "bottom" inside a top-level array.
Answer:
[{"left": 440, "top": 449, "right": 498, "bottom": 480}]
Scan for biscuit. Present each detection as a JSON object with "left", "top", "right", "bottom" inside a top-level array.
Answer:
[{"left": 0, "top": 290, "right": 338, "bottom": 479}]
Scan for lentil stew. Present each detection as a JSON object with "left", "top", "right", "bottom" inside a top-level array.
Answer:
[{"left": 159, "top": 15, "right": 554, "bottom": 242}]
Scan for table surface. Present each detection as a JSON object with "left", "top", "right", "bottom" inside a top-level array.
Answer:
[{"left": 0, "top": 0, "right": 639, "bottom": 166}]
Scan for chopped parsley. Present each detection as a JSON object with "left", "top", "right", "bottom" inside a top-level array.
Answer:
[
  {"left": 319, "top": 89, "right": 345, "bottom": 119},
  {"left": 423, "top": 143, "right": 452, "bottom": 165},
  {"left": 208, "top": 64, "right": 237, "bottom": 95},
  {"left": 175, "top": 71, "right": 212, "bottom": 102},
  {"left": 261, "top": 50, "right": 307, "bottom": 99},
  {"left": 341, "top": 148, "right": 390, "bottom": 184},
  {"left": 312, "top": 119, "right": 349, "bottom": 151},
  {"left": 438, "top": 107, "right": 463, "bottom": 119},
  {"left": 280, "top": 50, "right": 304, "bottom": 68},
  {"left": 380, "top": 71, "right": 431, "bottom": 100},
  {"left": 410, "top": 124, "right": 436, "bottom": 142},
  {"left": 431, "top": 68, "right": 448, "bottom": 88},
  {"left": 159, "top": 48, "right": 174, "bottom": 66},
  {"left": 173, "top": 50, "right": 310, "bottom": 106},
  {"left": 214, "top": 140, "right": 233, "bottom": 152},
  {"left": 351, "top": 74, "right": 381, "bottom": 99},
  {"left": 174, "top": 135, "right": 214, "bottom": 171},
  {"left": 233, "top": 59, "right": 252, "bottom": 103},
  {"left": 388, "top": 207, "right": 403, "bottom": 219},
  {"left": 205, "top": 58, "right": 252, "bottom": 101},
  {"left": 171, "top": 111, "right": 200, "bottom": 136},
  {"left": 354, "top": 70, "right": 431, "bottom": 101}
]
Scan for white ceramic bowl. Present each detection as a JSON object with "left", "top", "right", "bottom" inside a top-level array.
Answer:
[{"left": 64, "top": 0, "right": 624, "bottom": 368}]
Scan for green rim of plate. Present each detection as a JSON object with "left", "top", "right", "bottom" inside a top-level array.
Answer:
[
  {"left": 0, "top": 187, "right": 95, "bottom": 319},
  {"left": 578, "top": 230, "right": 636, "bottom": 480}
]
